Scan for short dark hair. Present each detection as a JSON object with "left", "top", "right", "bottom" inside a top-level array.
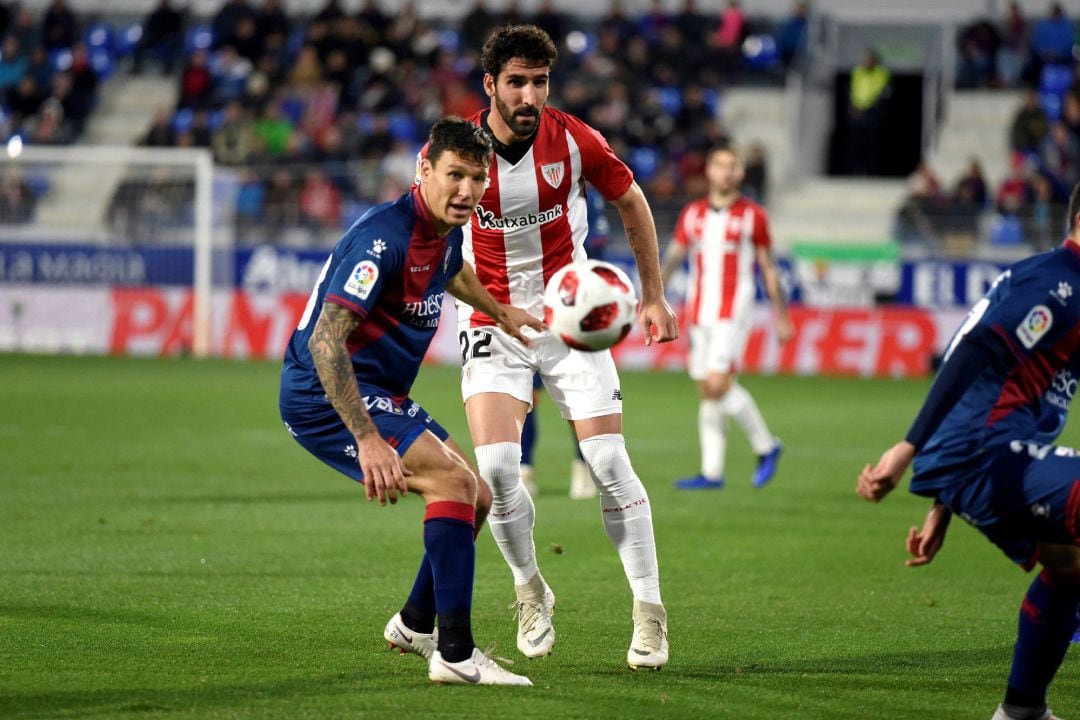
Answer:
[
  {"left": 1069, "top": 180, "right": 1080, "bottom": 234},
  {"left": 426, "top": 116, "right": 493, "bottom": 168},
  {"left": 481, "top": 24, "right": 557, "bottom": 78},
  {"left": 706, "top": 143, "right": 739, "bottom": 162}
]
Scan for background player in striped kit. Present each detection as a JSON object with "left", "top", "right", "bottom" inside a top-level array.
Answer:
[
  {"left": 661, "top": 144, "right": 793, "bottom": 491},
  {"left": 442, "top": 25, "right": 680, "bottom": 668}
]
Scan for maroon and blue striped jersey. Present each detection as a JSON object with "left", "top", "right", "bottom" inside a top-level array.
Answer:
[
  {"left": 910, "top": 242, "right": 1080, "bottom": 495},
  {"left": 281, "top": 187, "right": 464, "bottom": 405}
]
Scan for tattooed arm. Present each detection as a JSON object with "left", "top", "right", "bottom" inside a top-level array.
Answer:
[
  {"left": 610, "top": 181, "right": 679, "bottom": 345},
  {"left": 308, "top": 302, "right": 409, "bottom": 506}
]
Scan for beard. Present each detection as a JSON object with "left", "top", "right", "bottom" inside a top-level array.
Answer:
[{"left": 494, "top": 93, "right": 541, "bottom": 138}]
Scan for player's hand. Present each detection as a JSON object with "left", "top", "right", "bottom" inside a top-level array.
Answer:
[
  {"left": 639, "top": 298, "right": 679, "bottom": 346},
  {"left": 357, "top": 434, "right": 412, "bottom": 507},
  {"left": 493, "top": 304, "right": 546, "bottom": 348},
  {"left": 905, "top": 502, "right": 951, "bottom": 567},
  {"left": 776, "top": 315, "right": 795, "bottom": 344},
  {"left": 856, "top": 440, "right": 915, "bottom": 502}
]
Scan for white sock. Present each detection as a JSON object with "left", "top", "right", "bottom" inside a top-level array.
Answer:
[
  {"left": 579, "top": 434, "right": 662, "bottom": 604},
  {"left": 722, "top": 383, "right": 774, "bottom": 456},
  {"left": 475, "top": 442, "right": 538, "bottom": 585},
  {"left": 698, "top": 398, "right": 726, "bottom": 480}
]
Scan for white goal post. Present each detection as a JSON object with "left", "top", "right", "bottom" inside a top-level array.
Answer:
[{"left": 1, "top": 144, "right": 216, "bottom": 357}]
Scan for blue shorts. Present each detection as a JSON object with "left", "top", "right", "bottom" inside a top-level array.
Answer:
[
  {"left": 280, "top": 393, "right": 449, "bottom": 484},
  {"left": 936, "top": 441, "right": 1080, "bottom": 570}
]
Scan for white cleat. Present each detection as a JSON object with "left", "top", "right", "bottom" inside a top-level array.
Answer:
[
  {"left": 627, "top": 600, "right": 668, "bottom": 671},
  {"left": 428, "top": 648, "right": 533, "bottom": 686},
  {"left": 383, "top": 612, "right": 437, "bottom": 660},
  {"left": 512, "top": 583, "right": 556, "bottom": 658},
  {"left": 991, "top": 705, "right": 1060, "bottom": 720},
  {"left": 569, "top": 458, "right": 597, "bottom": 499}
]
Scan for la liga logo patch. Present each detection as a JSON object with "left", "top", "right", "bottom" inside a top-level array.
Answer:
[
  {"left": 344, "top": 260, "right": 379, "bottom": 300},
  {"left": 1016, "top": 304, "right": 1052, "bottom": 349}
]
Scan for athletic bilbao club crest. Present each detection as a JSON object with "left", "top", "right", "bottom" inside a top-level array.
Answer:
[{"left": 540, "top": 161, "right": 564, "bottom": 188}]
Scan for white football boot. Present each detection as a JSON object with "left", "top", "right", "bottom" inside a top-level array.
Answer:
[
  {"left": 428, "top": 647, "right": 533, "bottom": 686},
  {"left": 383, "top": 612, "right": 437, "bottom": 660},
  {"left": 568, "top": 458, "right": 597, "bottom": 499},
  {"left": 990, "top": 705, "right": 1060, "bottom": 720},
  {"left": 512, "top": 576, "right": 556, "bottom": 658},
  {"left": 627, "top": 599, "right": 668, "bottom": 670}
]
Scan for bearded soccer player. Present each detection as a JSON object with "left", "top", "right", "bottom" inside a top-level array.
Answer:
[
  {"left": 858, "top": 183, "right": 1080, "bottom": 720},
  {"left": 660, "top": 144, "right": 792, "bottom": 491},
  {"left": 423, "top": 25, "right": 680, "bottom": 669},
  {"left": 279, "top": 117, "right": 543, "bottom": 686}
]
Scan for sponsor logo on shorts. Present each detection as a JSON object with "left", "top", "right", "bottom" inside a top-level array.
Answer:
[
  {"left": 611, "top": 389, "right": 622, "bottom": 400},
  {"left": 1016, "top": 304, "right": 1052, "bottom": 349},
  {"left": 344, "top": 443, "right": 357, "bottom": 459},
  {"left": 344, "top": 260, "right": 379, "bottom": 300},
  {"left": 363, "top": 395, "right": 403, "bottom": 415}
]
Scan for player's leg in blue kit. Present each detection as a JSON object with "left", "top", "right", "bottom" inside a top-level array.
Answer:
[{"left": 937, "top": 442, "right": 1080, "bottom": 719}]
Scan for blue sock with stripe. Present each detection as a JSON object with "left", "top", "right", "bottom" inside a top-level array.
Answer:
[{"left": 424, "top": 501, "right": 476, "bottom": 663}]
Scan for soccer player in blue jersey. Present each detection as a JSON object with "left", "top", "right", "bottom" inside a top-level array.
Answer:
[
  {"left": 858, "top": 184, "right": 1080, "bottom": 720},
  {"left": 279, "top": 117, "right": 543, "bottom": 686}
]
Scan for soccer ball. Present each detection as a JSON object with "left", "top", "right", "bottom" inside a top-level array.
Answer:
[{"left": 543, "top": 260, "right": 638, "bottom": 352}]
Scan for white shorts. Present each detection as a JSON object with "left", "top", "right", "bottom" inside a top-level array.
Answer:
[
  {"left": 459, "top": 326, "right": 623, "bottom": 421},
  {"left": 688, "top": 317, "right": 752, "bottom": 380}
]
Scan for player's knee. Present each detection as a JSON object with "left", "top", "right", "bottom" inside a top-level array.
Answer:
[
  {"left": 1040, "top": 545, "right": 1080, "bottom": 586},
  {"left": 439, "top": 464, "right": 478, "bottom": 504},
  {"left": 701, "top": 373, "right": 734, "bottom": 400},
  {"left": 475, "top": 442, "right": 522, "bottom": 495}
]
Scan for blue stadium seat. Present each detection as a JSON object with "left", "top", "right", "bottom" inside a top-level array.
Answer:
[
  {"left": 171, "top": 107, "right": 194, "bottom": 133},
  {"left": 700, "top": 87, "right": 719, "bottom": 116},
  {"left": 90, "top": 49, "right": 115, "bottom": 80},
  {"left": 437, "top": 29, "right": 461, "bottom": 52},
  {"left": 989, "top": 213, "right": 1024, "bottom": 245},
  {"left": 85, "top": 23, "right": 114, "bottom": 53},
  {"left": 655, "top": 86, "right": 682, "bottom": 116},
  {"left": 25, "top": 171, "right": 50, "bottom": 198},
  {"left": 50, "top": 48, "right": 73, "bottom": 72},
  {"left": 1038, "top": 63, "right": 1072, "bottom": 121},
  {"left": 742, "top": 34, "right": 780, "bottom": 70},
  {"left": 116, "top": 24, "right": 142, "bottom": 57},
  {"left": 628, "top": 146, "right": 660, "bottom": 182},
  {"left": 184, "top": 25, "right": 214, "bottom": 54},
  {"left": 388, "top": 112, "right": 418, "bottom": 142}
]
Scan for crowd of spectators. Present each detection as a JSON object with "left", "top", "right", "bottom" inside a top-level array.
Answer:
[
  {"left": 897, "top": 2, "right": 1079, "bottom": 252},
  {"left": 123, "top": 0, "right": 804, "bottom": 244}
]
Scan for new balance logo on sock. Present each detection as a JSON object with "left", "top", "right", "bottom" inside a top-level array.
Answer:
[{"left": 612, "top": 389, "right": 622, "bottom": 400}]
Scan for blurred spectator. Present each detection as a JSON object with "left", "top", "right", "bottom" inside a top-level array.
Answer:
[
  {"left": 0, "top": 165, "right": 35, "bottom": 223},
  {"left": 212, "top": 101, "right": 253, "bottom": 165},
  {"left": 356, "top": 0, "right": 390, "bottom": 47},
  {"left": 133, "top": 0, "right": 184, "bottom": 75},
  {"left": 64, "top": 43, "right": 99, "bottom": 133},
  {"left": 712, "top": 0, "right": 746, "bottom": 80},
  {"left": 26, "top": 45, "right": 53, "bottom": 91},
  {"left": 997, "top": 156, "right": 1034, "bottom": 212},
  {"left": 178, "top": 49, "right": 213, "bottom": 109},
  {"left": 847, "top": 49, "right": 890, "bottom": 175},
  {"left": 212, "top": 0, "right": 256, "bottom": 51},
  {"left": 0, "top": 1, "right": 12, "bottom": 39},
  {"left": 228, "top": 17, "right": 262, "bottom": 64},
  {"left": 743, "top": 142, "right": 768, "bottom": 204},
  {"left": 896, "top": 161, "right": 945, "bottom": 244},
  {"left": 956, "top": 18, "right": 1001, "bottom": 88},
  {"left": 1011, "top": 89, "right": 1049, "bottom": 152},
  {"left": 998, "top": 1, "right": 1027, "bottom": 86},
  {"left": 262, "top": 169, "right": 297, "bottom": 242},
  {"left": 252, "top": 103, "right": 294, "bottom": 156},
  {"left": 233, "top": 168, "right": 264, "bottom": 243},
  {"left": 776, "top": 1, "right": 808, "bottom": 70},
  {"left": 9, "top": 8, "right": 39, "bottom": 57},
  {"left": 0, "top": 36, "right": 28, "bottom": 93},
  {"left": 40, "top": 0, "right": 76, "bottom": 51},
  {"left": 599, "top": 1, "right": 635, "bottom": 44},
  {"left": 1040, "top": 120, "right": 1079, "bottom": 198},
  {"left": 210, "top": 44, "right": 252, "bottom": 104},
  {"left": 298, "top": 167, "right": 341, "bottom": 235},
  {"left": 637, "top": 0, "right": 671, "bottom": 46},
  {"left": 532, "top": 0, "right": 566, "bottom": 46},
  {"left": 140, "top": 107, "right": 175, "bottom": 146},
  {"left": 1025, "top": 2, "right": 1075, "bottom": 85},
  {"left": 256, "top": 0, "right": 290, "bottom": 41},
  {"left": 674, "top": 0, "right": 707, "bottom": 46},
  {"left": 6, "top": 75, "right": 44, "bottom": 121},
  {"left": 462, "top": 0, "right": 495, "bottom": 52},
  {"left": 287, "top": 44, "right": 323, "bottom": 89},
  {"left": 1027, "top": 173, "right": 1058, "bottom": 249},
  {"left": 953, "top": 158, "right": 988, "bottom": 207}
]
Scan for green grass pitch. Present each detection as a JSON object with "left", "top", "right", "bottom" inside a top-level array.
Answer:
[{"left": 1, "top": 354, "right": 1077, "bottom": 719}]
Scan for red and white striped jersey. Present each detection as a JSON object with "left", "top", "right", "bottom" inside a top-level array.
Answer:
[
  {"left": 454, "top": 107, "right": 634, "bottom": 327},
  {"left": 674, "top": 196, "right": 772, "bottom": 327}
]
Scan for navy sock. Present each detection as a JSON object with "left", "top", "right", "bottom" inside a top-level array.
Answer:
[
  {"left": 521, "top": 410, "right": 537, "bottom": 466},
  {"left": 424, "top": 501, "right": 476, "bottom": 663},
  {"left": 400, "top": 555, "right": 436, "bottom": 634},
  {"left": 1005, "top": 570, "right": 1080, "bottom": 709}
]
